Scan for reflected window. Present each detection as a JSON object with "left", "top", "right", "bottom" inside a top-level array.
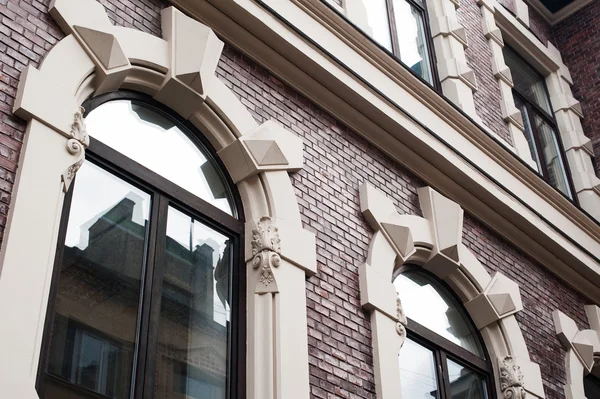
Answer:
[
  {"left": 504, "top": 46, "right": 575, "bottom": 200},
  {"left": 361, "top": 0, "right": 435, "bottom": 84},
  {"left": 38, "top": 94, "right": 243, "bottom": 399},
  {"left": 395, "top": 268, "right": 492, "bottom": 399}
]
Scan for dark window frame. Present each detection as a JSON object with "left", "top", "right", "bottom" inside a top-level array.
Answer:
[
  {"left": 36, "top": 91, "right": 247, "bottom": 399},
  {"left": 384, "top": 0, "right": 441, "bottom": 90},
  {"left": 396, "top": 265, "right": 495, "bottom": 399},
  {"left": 505, "top": 46, "right": 577, "bottom": 203}
]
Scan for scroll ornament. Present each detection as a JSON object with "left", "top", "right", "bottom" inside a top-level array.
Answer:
[
  {"left": 500, "top": 356, "right": 526, "bottom": 399},
  {"left": 251, "top": 216, "right": 282, "bottom": 294},
  {"left": 62, "top": 107, "right": 89, "bottom": 192},
  {"left": 396, "top": 296, "right": 408, "bottom": 346}
]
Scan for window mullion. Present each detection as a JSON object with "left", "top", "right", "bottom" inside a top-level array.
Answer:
[
  {"left": 139, "top": 194, "right": 170, "bottom": 399},
  {"left": 438, "top": 350, "right": 451, "bottom": 399},
  {"left": 386, "top": 0, "right": 401, "bottom": 57}
]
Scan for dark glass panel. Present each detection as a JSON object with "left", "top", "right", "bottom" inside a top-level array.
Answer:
[
  {"left": 154, "top": 207, "right": 231, "bottom": 399},
  {"left": 584, "top": 373, "right": 600, "bottom": 399},
  {"left": 533, "top": 115, "right": 573, "bottom": 199},
  {"left": 504, "top": 46, "right": 553, "bottom": 114},
  {"left": 393, "top": 0, "right": 433, "bottom": 83},
  {"left": 86, "top": 100, "right": 235, "bottom": 217},
  {"left": 398, "top": 339, "right": 439, "bottom": 398},
  {"left": 394, "top": 271, "right": 484, "bottom": 357},
  {"left": 447, "top": 358, "right": 487, "bottom": 399},
  {"left": 44, "top": 162, "right": 151, "bottom": 399}
]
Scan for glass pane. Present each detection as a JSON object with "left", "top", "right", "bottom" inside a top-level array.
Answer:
[
  {"left": 514, "top": 97, "right": 542, "bottom": 172},
  {"left": 398, "top": 339, "right": 439, "bottom": 398},
  {"left": 393, "top": 0, "right": 433, "bottom": 83},
  {"left": 584, "top": 374, "right": 600, "bottom": 398},
  {"left": 155, "top": 206, "right": 232, "bottom": 399},
  {"left": 86, "top": 100, "right": 235, "bottom": 216},
  {"left": 394, "top": 271, "right": 484, "bottom": 357},
  {"left": 504, "top": 46, "right": 553, "bottom": 114},
  {"left": 363, "top": 0, "right": 393, "bottom": 52},
  {"left": 45, "top": 162, "right": 151, "bottom": 399},
  {"left": 533, "top": 115, "right": 573, "bottom": 199},
  {"left": 447, "top": 359, "right": 488, "bottom": 399}
]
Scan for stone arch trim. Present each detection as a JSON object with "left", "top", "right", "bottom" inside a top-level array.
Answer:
[
  {"left": 553, "top": 305, "right": 600, "bottom": 399},
  {"left": 0, "top": 1, "right": 316, "bottom": 398},
  {"left": 358, "top": 183, "right": 546, "bottom": 398}
]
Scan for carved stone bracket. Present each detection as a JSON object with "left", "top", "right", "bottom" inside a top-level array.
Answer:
[
  {"left": 396, "top": 296, "right": 408, "bottom": 346},
  {"left": 61, "top": 106, "right": 89, "bottom": 192},
  {"left": 499, "top": 356, "right": 526, "bottom": 399},
  {"left": 251, "top": 216, "right": 282, "bottom": 294}
]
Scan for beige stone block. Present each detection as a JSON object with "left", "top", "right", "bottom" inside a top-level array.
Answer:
[
  {"left": 516, "top": 357, "right": 546, "bottom": 398},
  {"left": 359, "top": 264, "right": 399, "bottom": 319},
  {"left": 381, "top": 222, "right": 415, "bottom": 260},
  {"left": 359, "top": 183, "right": 398, "bottom": 229},
  {"left": 553, "top": 310, "right": 580, "bottom": 348},
  {"left": 74, "top": 26, "right": 128, "bottom": 69},
  {"left": 275, "top": 220, "right": 317, "bottom": 276},
  {"left": 465, "top": 273, "right": 522, "bottom": 329},
  {"left": 514, "top": 0, "right": 530, "bottom": 27},
  {"left": 418, "top": 186, "right": 463, "bottom": 263},
  {"left": 366, "top": 231, "right": 398, "bottom": 279},
  {"left": 161, "top": 7, "right": 224, "bottom": 96},
  {"left": 50, "top": 0, "right": 113, "bottom": 35},
  {"left": 371, "top": 311, "right": 404, "bottom": 399},
  {"left": 585, "top": 304, "right": 600, "bottom": 333},
  {"left": 113, "top": 26, "right": 169, "bottom": 72},
  {"left": 205, "top": 78, "right": 259, "bottom": 137},
  {"left": 458, "top": 244, "right": 491, "bottom": 291}
]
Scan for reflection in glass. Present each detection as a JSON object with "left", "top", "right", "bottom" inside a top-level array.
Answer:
[
  {"left": 363, "top": 0, "right": 393, "bottom": 52},
  {"left": 45, "top": 162, "right": 151, "bottom": 399},
  {"left": 393, "top": 0, "right": 433, "bottom": 83},
  {"left": 399, "top": 339, "right": 439, "bottom": 398},
  {"left": 154, "top": 207, "right": 231, "bottom": 399},
  {"left": 447, "top": 359, "right": 487, "bottom": 399},
  {"left": 86, "top": 100, "right": 234, "bottom": 216},
  {"left": 394, "top": 271, "right": 483, "bottom": 357},
  {"left": 533, "top": 115, "right": 573, "bottom": 199},
  {"left": 584, "top": 373, "right": 600, "bottom": 398},
  {"left": 503, "top": 46, "right": 553, "bottom": 114}
]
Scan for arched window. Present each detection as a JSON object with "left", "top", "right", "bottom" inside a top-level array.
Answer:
[
  {"left": 585, "top": 373, "right": 600, "bottom": 398},
  {"left": 394, "top": 266, "right": 493, "bottom": 399},
  {"left": 37, "top": 92, "right": 244, "bottom": 399}
]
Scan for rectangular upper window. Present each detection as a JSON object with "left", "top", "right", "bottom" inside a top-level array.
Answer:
[
  {"left": 503, "top": 46, "right": 575, "bottom": 200},
  {"left": 358, "top": 0, "right": 436, "bottom": 85}
]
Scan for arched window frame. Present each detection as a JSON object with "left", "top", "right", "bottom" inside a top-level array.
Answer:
[
  {"left": 36, "top": 91, "right": 247, "bottom": 398},
  {"left": 358, "top": 183, "right": 546, "bottom": 399},
  {"left": 0, "top": 2, "right": 317, "bottom": 398},
  {"left": 394, "top": 265, "right": 495, "bottom": 399}
]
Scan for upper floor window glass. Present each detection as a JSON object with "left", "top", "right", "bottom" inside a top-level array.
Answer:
[
  {"left": 38, "top": 94, "right": 244, "bottom": 399},
  {"left": 394, "top": 267, "right": 492, "bottom": 399},
  {"left": 363, "top": 0, "right": 435, "bottom": 84},
  {"left": 503, "top": 46, "right": 575, "bottom": 200}
]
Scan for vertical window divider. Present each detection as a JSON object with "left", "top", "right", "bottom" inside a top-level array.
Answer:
[
  {"left": 439, "top": 351, "right": 451, "bottom": 399},
  {"left": 386, "top": 0, "right": 402, "bottom": 58},
  {"left": 141, "top": 194, "right": 170, "bottom": 399},
  {"left": 133, "top": 190, "right": 163, "bottom": 399}
]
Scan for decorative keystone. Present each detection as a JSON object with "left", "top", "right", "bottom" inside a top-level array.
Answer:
[
  {"left": 154, "top": 7, "right": 224, "bottom": 118},
  {"left": 465, "top": 272, "right": 523, "bottom": 329},
  {"left": 251, "top": 217, "right": 281, "bottom": 294},
  {"left": 418, "top": 187, "right": 463, "bottom": 278},
  {"left": 218, "top": 121, "right": 303, "bottom": 183}
]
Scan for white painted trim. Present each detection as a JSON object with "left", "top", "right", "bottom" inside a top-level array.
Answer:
[
  {"left": 0, "top": 1, "right": 316, "bottom": 398},
  {"left": 358, "top": 183, "right": 546, "bottom": 398}
]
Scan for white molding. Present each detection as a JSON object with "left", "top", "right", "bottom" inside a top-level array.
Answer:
[
  {"left": 0, "top": 2, "right": 316, "bottom": 398},
  {"left": 358, "top": 183, "right": 546, "bottom": 398},
  {"left": 524, "top": 0, "right": 594, "bottom": 25}
]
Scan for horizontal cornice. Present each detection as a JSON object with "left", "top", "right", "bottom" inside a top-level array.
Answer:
[
  {"left": 525, "top": 0, "right": 594, "bottom": 25},
  {"left": 169, "top": 0, "right": 600, "bottom": 302}
]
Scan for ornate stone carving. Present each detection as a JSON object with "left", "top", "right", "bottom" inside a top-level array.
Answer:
[
  {"left": 499, "top": 356, "right": 526, "bottom": 399},
  {"left": 252, "top": 217, "right": 282, "bottom": 294},
  {"left": 62, "top": 107, "right": 89, "bottom": 192},
  {"left": 396, "top": 296, "right": 408, "bottom": 345}
]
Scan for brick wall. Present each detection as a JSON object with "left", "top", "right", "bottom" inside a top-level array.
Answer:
[
  {"left": 457, "top": 0, "right": 512, "bottom": 145},
  {"left": 218, "top": 44, "right": 590, "bottom": 399},
  {"left": 553, "top": 1, "right": 600, "bottom": 177},
  {"left": 528, "top": 5, "right": 553, "bottom": 46},
  {"left": 0, "top": 0, "right": 594, "bottom": 398},
  {"left": 497, "top": 0, "right": 516, "bottom": 14},
  {"left": 0, "top": 0, "right": 166, "bottom": 243}
]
